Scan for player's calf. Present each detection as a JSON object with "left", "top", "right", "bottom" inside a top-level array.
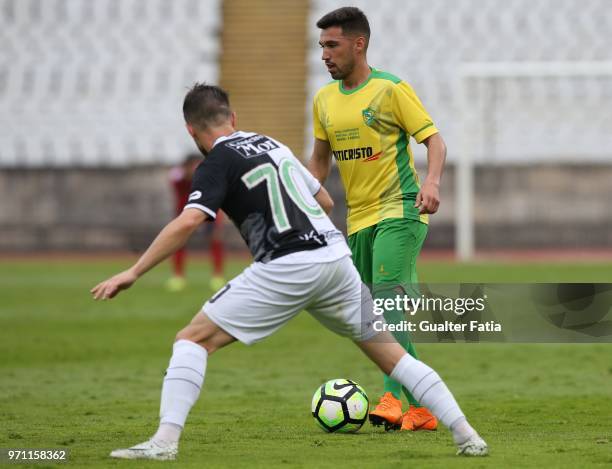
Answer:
[{"left": 111, "top": 311, "right": 236, "bottom": 460}]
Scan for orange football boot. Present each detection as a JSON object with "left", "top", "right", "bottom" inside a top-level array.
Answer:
[
  {"left": 369, "top": 392, "right": 403, "bottom": 431},
  {"left": 401, "top": 406, "right": 438, "bottom": 431}
]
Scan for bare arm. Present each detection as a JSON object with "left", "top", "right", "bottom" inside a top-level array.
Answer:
[
  {"left": 414, "top": 132, "right": 447, "bottom": 214},
  {"left": 91, "top": 208, "right": 206, "bottom": 299},
  {"left": 307, "top": 138, "right": 332, "bottom": 184},
  {"left": 314, "top": 185, "right": 334, "bottom": 214}
]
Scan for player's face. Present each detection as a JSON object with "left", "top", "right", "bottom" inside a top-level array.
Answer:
[{"left": 319, "top": 26, "right": 358, "bottom": 80}]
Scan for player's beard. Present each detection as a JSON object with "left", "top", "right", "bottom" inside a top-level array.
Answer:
[
  {"left": 196, "top": 141, "right": 209, "bottom": 157},
  {"left": 330, "top": 68, "right": 344, "bottom": 80},
  {"left": 329, "top": 59, "right": 354, "bottom": 81}
]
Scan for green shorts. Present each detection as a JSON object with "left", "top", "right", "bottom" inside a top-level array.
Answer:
[
  {"left": 349, "top": 218, "right": 428, "bottom": 401},
  {"left": 348, "top": 218, "right": 427, "bottom": 296}
]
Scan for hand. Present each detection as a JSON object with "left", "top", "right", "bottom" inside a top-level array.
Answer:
[
  {"left": 91, "top": 269, "right": 138, "bottom": 300},
  {"left": 414, "top": 181, "right": 440, "bottom": 214}
]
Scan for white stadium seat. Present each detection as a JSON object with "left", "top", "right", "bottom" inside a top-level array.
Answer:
[{"left": 0, "top": 0, "right": 221, "bottom": 167}]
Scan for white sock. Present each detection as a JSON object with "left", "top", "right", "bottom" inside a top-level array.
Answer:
[
  {"left": 153, "top": 423, "right": 182, "bottom": 444},
  {"left": 449, "top": 417, "right": 477, "bottom": 445},
  {"left": 152, "top": 339, "right": 207, "bottom": 444},
  {"left": 390, "top": 354, "right": 476, "bottom": 444}
]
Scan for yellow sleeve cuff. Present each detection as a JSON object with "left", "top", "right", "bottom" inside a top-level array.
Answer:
[
  {"left": 314, "top": 128, "right": 329, "bottom": 141},
  {"left": 413, "top": 124, "right": 438, "bottom": 144}
]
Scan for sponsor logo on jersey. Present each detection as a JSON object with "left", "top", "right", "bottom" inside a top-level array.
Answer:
[
  {"left": 226, "top": 135, "right": 280, "bottom": 158},
  {"left": 362, "top": 151, "right": 381, "bottom": 162},
  {"left": 362, "top": 107, "right": 376, "bottom": 126},
  {"left": 332, "top": 146, "right": 380, "bottom": 162},
  {"left": 188, "top": 190, "right": 202, "bottom": 201},
  {"left": 298, "top": 230, "right": 326, "bottom": 245}
]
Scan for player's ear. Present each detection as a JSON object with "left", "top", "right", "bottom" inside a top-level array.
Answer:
[
  {"left": 186, "top": 123, "right": 196, "bottom": 138},
  {"left": 230, "top": 111, "right": 237, "bottom": 128},
  {"left": 354, "top": 36, "right": 366, "bottom": 54}
]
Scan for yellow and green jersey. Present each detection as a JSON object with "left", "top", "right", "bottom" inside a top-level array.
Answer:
[{"left": 313, "top": 68, "right": 438, "bottom": 235}]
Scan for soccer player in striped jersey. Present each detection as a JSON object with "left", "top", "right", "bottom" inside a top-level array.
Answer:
[
  {"left": 309, "top": 7, "right": 447, "bottom": 432},
  {"left": 91, "top": 84, "right": 487, "bottom": 460}
]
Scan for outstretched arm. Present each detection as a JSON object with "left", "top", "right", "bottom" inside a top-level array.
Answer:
[
  {"left": 414, "top": 133, "right": 447, "bottom": 214},
  {"left": 91, "top": 208, "right": 206, "bottom": 300},
  {"left": 307, "top": 138, "right": 332, "bottom": 184}
]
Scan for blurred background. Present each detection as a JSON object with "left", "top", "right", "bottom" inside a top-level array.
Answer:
[{"left": 1, "top": 0, "right": 611, "bottom": 260}]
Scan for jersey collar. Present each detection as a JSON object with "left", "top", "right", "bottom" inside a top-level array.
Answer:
[
  {"left": 212, "top": 130, "right": 255, "bottom": 148},
  {"left": 339, "top": 67, "right": 374, "bottom": 95}
]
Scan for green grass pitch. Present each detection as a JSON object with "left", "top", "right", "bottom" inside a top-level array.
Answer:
[{"left": 1, "top": 258, "right": 611, "bottom": 468}]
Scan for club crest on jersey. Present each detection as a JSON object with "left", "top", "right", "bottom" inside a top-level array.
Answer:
[
  {"left": 226, "top": 135, "right": 280, "bottom": 158},
  {"left": 362, "top": 108, "right": 376, "bottom": 126}
]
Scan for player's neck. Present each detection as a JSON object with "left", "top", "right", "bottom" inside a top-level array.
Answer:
[
  {"left": 342, "top": 62, "right": 371, "bottom": 90},
  {"left": 205, "top": 124, "right": 237, "bottom": 151}
]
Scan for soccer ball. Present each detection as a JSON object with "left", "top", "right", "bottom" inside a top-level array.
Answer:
[{"left": 311, "top": 379, "right": 369, "bottom": 433}]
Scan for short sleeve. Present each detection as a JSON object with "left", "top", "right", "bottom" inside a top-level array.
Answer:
[
  {"left": 391, "top": 82, "right": 439, "bottom": 143},
  {"left": 183, "top": 155, "right": 229, "bottom": 220},
  {"left": 312, "top": 95, "right": 329, "bottom": 141}
]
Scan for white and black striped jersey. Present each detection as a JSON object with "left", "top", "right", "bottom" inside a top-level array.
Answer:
[{"left": 185, "top": 131, "right": 349, "bottom": 263}]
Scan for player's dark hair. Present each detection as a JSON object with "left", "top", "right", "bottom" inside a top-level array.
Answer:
[
  {"left": 316, "top": 7, "right": 370, "bottom": 42},
  {"left": 183, "top": 83, "right": 232, "bottom": 129}
]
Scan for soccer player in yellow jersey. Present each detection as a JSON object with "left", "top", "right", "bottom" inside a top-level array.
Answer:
[{"left": 309, "top": 7, "right": 447, "bottom": 432}]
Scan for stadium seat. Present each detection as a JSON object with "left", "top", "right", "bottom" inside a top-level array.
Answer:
[{"left": 0, "top": 0, "right": 222, "bottom": 167}]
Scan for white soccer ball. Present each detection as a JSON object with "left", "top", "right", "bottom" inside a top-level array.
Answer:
[{"left": 311, "top": 379, "right": 369, "bottom": 433}]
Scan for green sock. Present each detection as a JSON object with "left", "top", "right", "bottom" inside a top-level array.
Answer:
[
  {"left": 381, "top": 306, "right": 420, "bottom": 406},
  {"left": 383, "top": 374, "right": 403, "bottom": 399}
]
